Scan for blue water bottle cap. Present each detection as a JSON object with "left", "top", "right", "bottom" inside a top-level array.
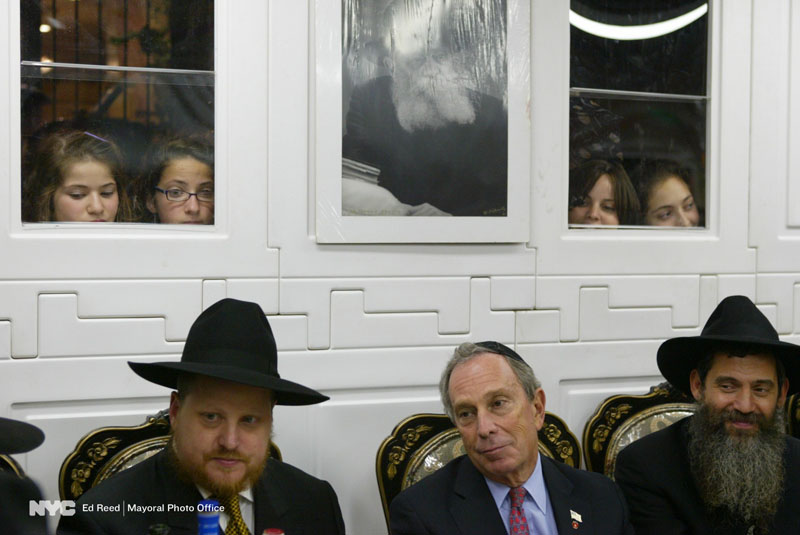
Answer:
[{"left": 197, "top": 499, "right": 221, "bottom": 535}]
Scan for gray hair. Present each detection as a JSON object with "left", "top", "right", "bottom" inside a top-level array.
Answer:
[{"left": 439, "top": 342, "right": 541, "bottom": 420}]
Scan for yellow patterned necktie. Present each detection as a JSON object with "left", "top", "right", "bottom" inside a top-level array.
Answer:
[{"left": 216, "top": 494, "right": 251, "bottom": 535}]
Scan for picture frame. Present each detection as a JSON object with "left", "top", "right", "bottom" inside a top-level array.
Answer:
[{"left": 313, "top": 0, "right": 530, "bottom": 243}]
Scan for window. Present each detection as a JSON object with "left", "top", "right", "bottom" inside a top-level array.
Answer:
[
  {"left": 568, "top": 0, "right": 708, "bottom": 228},
  {"left": 20, "top": 0, "right": 214, "bottom": 225}
]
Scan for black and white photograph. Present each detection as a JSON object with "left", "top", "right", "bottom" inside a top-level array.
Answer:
[{"left": 340, "top": 0, "right": 508, "bottom": 218}]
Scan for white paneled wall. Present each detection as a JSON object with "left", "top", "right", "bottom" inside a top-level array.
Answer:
[{"left": 2, "top": 1, "right": 800, "bottom": 534}]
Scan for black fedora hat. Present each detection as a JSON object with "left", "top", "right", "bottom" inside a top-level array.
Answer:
[
  {"left": 658, "top": 295, "right": 800, "bottom": 396},
  {"left": 0, "top": 417, "right": 44, "bottom": 454},
  {"left": 129, "top": 298, "right": 328, "bottom": 406}
]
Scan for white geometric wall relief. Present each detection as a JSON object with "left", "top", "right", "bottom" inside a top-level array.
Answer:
[
  {"left": 516, "top": 309, "right": 561, "bottom": 344},
  {"left": 0, "top": 321, "right": 10, "bottom": 360},
  {"left": 267, "top": 315, "right": 310, "bottom": 351},
  {"left": 517, "top": 340, "right": 664, "bottom": 438},
  {"left": 490, "top": 276, "right": 536, "bottom": 310},
  {"left": 578, "top": 286, "right": 694, "bottom": 342},
  {"left": 535, "top": 275, "right": 702, "bottom": 342},
  {"left": 0, "top": 280, "right": 203, "bottom": 357},
  {"left": 715, "top": 274, "right": 756, "bottom": 304},
  {"left": 755, "top": 274, "right": 800, "bottom": 334},
  {"left": 329, "top": 278, "right": 515, "bottom": 349},
  {"left": 37, "top": 294, "right": 184, "bottom": 357},
  {"left": 790, "top": 0, "right": 800, "bottom": 227},
  {"left": 202, "top": 279, "right": 228, "bottom": 309},
  {"left": 226, "top": 279, "right": 280, "bottom": 313},
  {"left": 292, "top": 391, "right": 443, "bottom": 535},
  {"left": 280, "top": 278, "right": 472, "bottom": 349}
]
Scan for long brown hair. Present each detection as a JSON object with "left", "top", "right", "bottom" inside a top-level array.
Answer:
[{"left": 22, "top": 131, "right": 133, "bottom": 222}]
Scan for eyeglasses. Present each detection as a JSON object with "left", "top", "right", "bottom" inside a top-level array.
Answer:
[{"left": 154, "top": 187, "right": 214, "bottom": 203}]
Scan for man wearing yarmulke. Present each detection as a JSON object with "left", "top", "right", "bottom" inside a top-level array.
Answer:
[
  {"left": 391, "top": 341, "right": 633, "bottom": 534},
  {"left": 59, "top": 298, "right": 345, "bottom": 535},
  {"left": 615, "top": 295, "right": 800, "bottom": 535}
]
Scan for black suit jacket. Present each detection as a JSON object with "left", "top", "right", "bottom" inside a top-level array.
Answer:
[
  {"left": 57, "top": 451, "right": 345, "bottom": 535},
  {"left": 0, "top": 472, "right": 48, "bottom": 535},
  {"left": 615, "top": 416, "right": 800, "bottom": 534},
  {"left": 389, "top": 454, "right": 633, "bottom": 535}
]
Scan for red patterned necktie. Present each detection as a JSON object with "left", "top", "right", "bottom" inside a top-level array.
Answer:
[{"left": 509, "top": 487, "right": 531, "bottom": 535}]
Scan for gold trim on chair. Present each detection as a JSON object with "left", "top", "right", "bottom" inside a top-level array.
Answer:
[
  {"left": 60, "top": 409, "right": 283, "bottom": 501},
  {"left": 0, "top": 454, "right": 24, "bottom": 476},
  {"left": 582, "top": 382, "right": 695, "bottom": 478}
]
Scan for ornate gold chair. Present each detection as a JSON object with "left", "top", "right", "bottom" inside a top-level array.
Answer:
[
  {"left": 582, "top": 382, "right": 696, "bottom": 479},
  {"left": 784, "top": 392, "right": 800, "bottom": 440},
  {"left": 584, "top": 383, "right": 800, "bottom": 482},
  {"left": 0, "top": 454, "right": 24, "bottom": 476},
  {"left": 376, "top": 412, "right": 580, "bottom": 530},
  {"left": 59, "top": 409, "right": 282, "bottom": 501}
]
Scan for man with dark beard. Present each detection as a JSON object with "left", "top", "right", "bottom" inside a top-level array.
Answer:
[
  {"left": 58, "top": 299, "right": 345, "bottom": 535},
  {"left": 615, "top": 295, "right": 800, "bottom": 535},
  {"left": 342, "top": 0, "right": 507, "bottom": 216}
]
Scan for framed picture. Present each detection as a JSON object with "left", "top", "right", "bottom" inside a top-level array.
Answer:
[{"left": 314, "top": 0, "right": 530, "bottom": 243}]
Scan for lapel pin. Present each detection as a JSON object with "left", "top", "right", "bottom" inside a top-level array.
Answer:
[{"left": 570, "top": 510, "right": 582, "bottom": 530}]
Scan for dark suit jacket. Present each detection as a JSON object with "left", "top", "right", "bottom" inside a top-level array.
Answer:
[
  {"left": 615, "top": 416, "right": 800, "bottom": 534},
  {"left": 342, "top": 76, "right": 508, "bottom": 217},
  {"left": 389, "top": 454, "right": 633, "bottom": 535},
  {"left": 0, "top": 472, "right": 48, "bottom": 535},
  {"left": 57, "top": 451, "right": 345, "bottom": 535}
]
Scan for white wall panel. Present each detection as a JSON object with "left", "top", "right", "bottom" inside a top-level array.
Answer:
[
  {"left": 757, "top": 274, "right": 800, "bottom": 334},
  {"left": 518, "top": 341, "right": 664, "bottom": 444},
  {"left": 535, "top": 276, "right": 703, "bottom": 342},
  {"left": 749, "top": 0, "right": 800, "bottom": 270},
  {"left": 0, "top": 281, "right": 203, "bottom": 357},
  {"left": 490, "top": 276, "right": 536, "bottom": 310},
  {"left": 37, "top": 294, "right": 183, "bottom": 357},
  {"left": 0, "top": 321, "right": 10, "bottom": 360},
  {"left": 273, "top": 389, "right": 442, "bottom": 535}
]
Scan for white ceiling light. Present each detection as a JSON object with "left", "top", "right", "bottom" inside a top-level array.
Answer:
[
  {"left": 569, "top": 3, "right": 708, "bottom": 41},
  {"left": 39, "top": 24, "right": 51, "bottom": 33}
]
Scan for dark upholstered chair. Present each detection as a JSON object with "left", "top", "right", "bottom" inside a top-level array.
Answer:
[
  {"left": 376, "top": 412, "right": 581, "bottom": 530},
  {"left": 59, "top": 409, "right": 281, "bottom": 500}
]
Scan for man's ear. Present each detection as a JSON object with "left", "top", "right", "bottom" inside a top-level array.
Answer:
[
  {"left": 168, "top": 391, "right": 181, "bottom": 425},
  {"left": 532, "top": 388, "right": 546, "bottom": 431},
  {"left": 689, "top": 369, "right": 704, "bottom": 402},
  {"left": 778, "top": 378, "right": 790, "bottom": 407}
]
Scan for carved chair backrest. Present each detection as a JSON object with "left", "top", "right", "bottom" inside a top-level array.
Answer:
[
  {"left": 59, "top": 409, "right": 281, "bottom": 500},
  {"left": 376, "top": 412, "right": 581, "bottom": 530}
]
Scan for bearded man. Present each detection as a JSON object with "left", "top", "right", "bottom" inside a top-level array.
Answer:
[
  {"left": 58, "top": 299, "right": 345, "bottom": 535},
  {"left": 342, "top": 0, "right": 507, "bottom": 217},
  {"left": 615, "top": 295, "right": 800, "bottom": 535}
]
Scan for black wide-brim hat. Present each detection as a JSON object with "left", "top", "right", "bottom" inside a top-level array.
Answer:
[
  {"left": 129, "top": 298, "right": 328, "bottom": 406},
  {"left": 0, "top": 417, "right": 45, "bottom": 454},
  {"left": 658, "top": 295, "right": 800, "bottom": 396}
]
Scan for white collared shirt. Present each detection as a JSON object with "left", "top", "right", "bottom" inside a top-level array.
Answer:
[
  {"left": 484, "top": 454, "right": 558, "bottom": 535},
  {"left": 198, "top": 486, "right": 254, "bottom": 534}
]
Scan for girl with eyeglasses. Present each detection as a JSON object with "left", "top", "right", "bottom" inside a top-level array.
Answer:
[{"left": 142, "top": 135, "right": 214, "bottom": 224}]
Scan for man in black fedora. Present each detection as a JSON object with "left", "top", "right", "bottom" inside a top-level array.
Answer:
[
  {"left": 0, "top": 416, "right": 47, "bottom": 535},
  {"left": 615, "top": 295, "right": 800, "bottom": 535},
  {"left": 58, "top": 298, "right": 345, "bottom": 535}
]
